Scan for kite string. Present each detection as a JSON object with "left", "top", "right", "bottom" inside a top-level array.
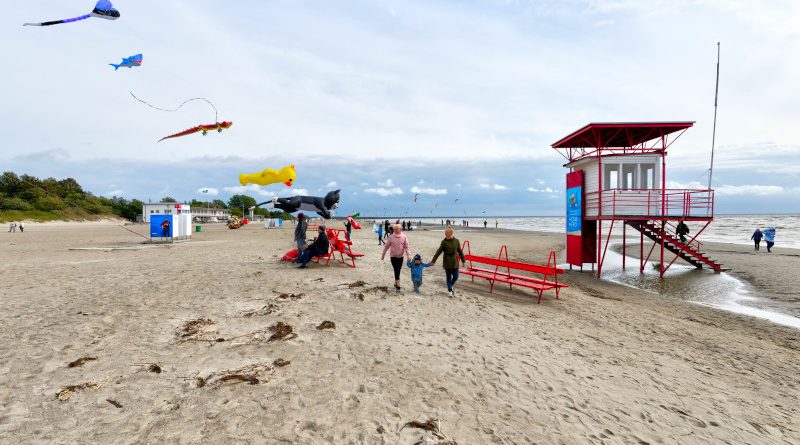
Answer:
[{"left": 129, "top": 92, "right": 218, "bottom": 123}]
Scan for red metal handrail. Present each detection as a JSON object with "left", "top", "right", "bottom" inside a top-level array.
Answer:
[{"left": 585, "top": 189, "right": 714, "bottom": 219}]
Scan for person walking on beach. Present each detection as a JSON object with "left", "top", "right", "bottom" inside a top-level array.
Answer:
[
  {"left": 407, "top": 254, "right": 432, "bottom": 294},
  {"left": 676, "top": 220, "right": 690, "bottom": 243},
  {"left": 384, "top": 220, "right": 391, "bottom": 239},
  {"left": 8, "top": 222, "right": 16, "bottom": 233},
  {"left": 297, "top": 225, "right": 329, "bottom": 268},
  {"left": 18, "top": 222, "right": 24, "bottom": 233},
  {"left": 762, "top": 226, "right": 776, "bottom": 253},
  {"left": 377, "top": 223, "right": 385, "bottom": 245},
  {"left": 483, "top": 220, "right": 487, "bottom": 229},
  {"left": 381, "top": 224, "right": 411, "bottom": 292},
  {"left": 344, "top": 218, "right": 352, "bottom": 241},
  {"left": 160, "top": 218, "right": 171, "bottom": 239},
  {"left": 431, "top": 226, "right": 466, "bottom": 298},
  {"left": 294, "top": 213, "right": 308, "bottom": 262},
  {"left": 495, "top": 219, "right": 499, "bottom": 229},
  {"left": 751, "top": 228, "right": 763, "bottom": 251}
]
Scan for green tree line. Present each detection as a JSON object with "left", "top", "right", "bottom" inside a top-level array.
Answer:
[{"left": 0, "top": 172, "right": 293, "bottom": 222}]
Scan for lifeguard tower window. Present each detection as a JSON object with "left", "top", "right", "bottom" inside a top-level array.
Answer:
[
  {"left": 604, "top": 165, "right": 619, "bottom": 189},
  {"left": 622, "top": 164, "right": 636, "bottom": 190},
  {"left": 642, "top": 164, "right": 655, "bottom": 188}
]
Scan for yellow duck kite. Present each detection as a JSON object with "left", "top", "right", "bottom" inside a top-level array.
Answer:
[{"left": 239, "top": 165, "right": 296, "bottom": 187}]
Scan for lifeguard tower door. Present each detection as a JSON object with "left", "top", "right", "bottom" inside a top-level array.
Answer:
[{"left": 566, "top": 170, "right": 596, "bottom": 267}]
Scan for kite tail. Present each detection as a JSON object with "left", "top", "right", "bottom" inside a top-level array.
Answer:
[
  {"left": 110, "top": 64, "right": 120, "bottom": 71},
  {"left": 23, "top": 14, "right": 91, "bottom": 26}
]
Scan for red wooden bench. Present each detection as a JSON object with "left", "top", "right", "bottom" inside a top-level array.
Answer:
[{"left": 459, "top": 241, "right": 567, "bottom": 304}]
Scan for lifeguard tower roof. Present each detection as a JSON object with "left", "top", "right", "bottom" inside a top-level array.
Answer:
[{"left": 552, "top": 121, "right": 694, "bottom": 162}]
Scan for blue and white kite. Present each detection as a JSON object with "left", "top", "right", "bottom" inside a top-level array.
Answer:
[
  {"left": 110, "top": 54, "right": 143, "bottom": 71},
  {"left": 24, "top": 1, "right": 120, "bottom": 27}
]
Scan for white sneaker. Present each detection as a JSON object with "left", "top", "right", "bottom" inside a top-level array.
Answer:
[{"left": 447, "top": 290, "right": 454, "bottom": 298}]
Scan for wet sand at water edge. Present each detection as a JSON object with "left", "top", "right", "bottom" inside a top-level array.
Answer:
[{"left": 0, "top": 222, "right": 798, "bottom": 443}]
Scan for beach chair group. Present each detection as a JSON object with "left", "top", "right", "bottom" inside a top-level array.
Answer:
[
  {"left": 308, "top": 227, "right": 364, "bottom": 268},
  {"left": 459, "top": 240, "right": 567, "bottom": 304}
]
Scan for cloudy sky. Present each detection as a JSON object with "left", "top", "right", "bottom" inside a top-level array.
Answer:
[{"left": 4, "top": 0, "right": 799, "bottom": 215}]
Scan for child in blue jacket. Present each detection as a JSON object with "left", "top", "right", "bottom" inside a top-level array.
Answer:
[{"left": 407, "top": 254, "right": 432, "bottom": 294}]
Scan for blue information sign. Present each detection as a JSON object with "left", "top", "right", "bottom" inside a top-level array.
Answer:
[
  {"left": 566, "top": 186, "right": 582, "bottom": 234},
  {"left": 150, "top": 215, "right": 173, "bottom": 238}
]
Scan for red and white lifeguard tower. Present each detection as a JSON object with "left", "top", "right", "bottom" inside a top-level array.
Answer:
[{"left": 552, "top": 122, "right": 723, "bottom": 278}]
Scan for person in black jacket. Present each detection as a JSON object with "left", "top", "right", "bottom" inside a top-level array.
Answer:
[
  {"left": 297, "top": 226, "right": 329, "bottom": 268},
  {"left": 676, "top": 220, "right": 690, "bottom": 243}
]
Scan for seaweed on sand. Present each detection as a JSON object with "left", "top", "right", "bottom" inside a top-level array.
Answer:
[
  {"left": 178, "top": 318, "right": 214, "bottom": 338},
  {"left": 67, "top": 356, "right": 97, "bottom": 368},
  {"left": 106, "top": 399, "right": 123, "bottom": 408},
  {"left": 268, "top": 322, "right": 296, "bottom": 342},
  {"left": 346, "top": 280, "right": 367, "bottom": 288},
  {"left": 402, "top": 418, "right": 458, "bottom": 444},
  {"left": 273, "top": 358, "right": 291, "bottom": 367},
  {"left": 316, "top": 321, "right": 336, "bottom": 330},
  {"left": 242, "top": 303, "right": 279, "bottom": 317},
  {"left": 148, "top": 364, "right": 162, "bottom": 373},
  {"left": 56, "top": 382, "right": 100, "bottom": 401},
  {"left": 196, "top": 362, "right": 273, "bottom": 387},
  {"left": 277, "top": 293, "right": 304, "bottom": 300}
]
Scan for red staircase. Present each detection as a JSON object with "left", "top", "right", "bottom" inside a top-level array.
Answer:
[{"left": 626, "top": 221, "right": 723, "bottom": 272}]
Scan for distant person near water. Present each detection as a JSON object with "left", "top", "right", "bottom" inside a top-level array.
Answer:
[
  {"left": 297, "top": 225, "right": 329, "bottom": 268},
  {"left": 762, "top": 226, "right": 776, "bottom": 253},
  {"left": 381, "top": 224, "right": 411, "bottom": 292},
  {"left": 495, "top": 219, "right": 498, "bottom": 229},
  {"left": 294, "top": 213, "right": 308, "bottom": 262},
  {"left": 407, "top": 254, "right": 432, "bottom": 294},
  {"left": 384, "top": 220, "right": 391, "bottom": 239},
  {"left": 431, "top": 226, "right": 466, "bottom": 298},
  {"left": 676, "top": 220, "right": 690, "bottom": 243},
  {"left": 483, "top": 220, "right": 487, "bottom": 229},
  {"left": 751, "top": 228, "right": 763, "bottom": 251},
  {"left": 377, "top": 223, "right": 384, "bottom": 245}
]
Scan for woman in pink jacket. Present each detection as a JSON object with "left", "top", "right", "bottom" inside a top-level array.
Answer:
[{"left": 381, "top": 224, "right": 412, "bottom": 292}]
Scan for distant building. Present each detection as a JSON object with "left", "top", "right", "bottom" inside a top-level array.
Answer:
[
  {"left": 142, "top": 203, "right": 191, "bottom": 223},
  {"left": 193, "top": 206, "right": 231, "bottom": 223}
]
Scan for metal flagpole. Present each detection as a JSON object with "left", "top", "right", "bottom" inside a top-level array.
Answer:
[{"left": 708, "top": 42, "right": 720, "bottom": 190}]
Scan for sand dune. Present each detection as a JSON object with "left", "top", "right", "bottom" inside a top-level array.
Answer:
[{"left": 0, "top": 223, "right": 798, "bottom": 444}]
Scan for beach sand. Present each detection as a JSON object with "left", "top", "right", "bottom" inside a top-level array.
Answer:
[{"left": 1, "top": 222, "right": 798, "bottom": 444}]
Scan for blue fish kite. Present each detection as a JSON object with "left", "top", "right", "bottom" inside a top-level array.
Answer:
[
  {"left": 24, "top": 0, "right": 120, "bottom": 27},
  {"left": 110, "top": 54, "right": 143, "bottom": 70}
]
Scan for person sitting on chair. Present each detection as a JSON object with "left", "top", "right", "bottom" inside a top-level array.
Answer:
[{"left": 297, "top": 225, "right": 330, "bottom": 268}]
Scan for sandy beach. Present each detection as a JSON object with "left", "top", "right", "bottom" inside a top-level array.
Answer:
[{"left": 1, "top": 222, "right": 798, "bottom": 444}]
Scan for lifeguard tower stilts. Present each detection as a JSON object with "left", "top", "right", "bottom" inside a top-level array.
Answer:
[{"left": 552, "top": 122, "right": 723, "bottom": 278}]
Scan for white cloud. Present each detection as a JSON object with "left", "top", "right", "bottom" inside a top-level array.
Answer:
[
  {"left": 223, "top": 184, "right": 277, "bottom": 197},
  {"left": 196, "top": 187, "right": 219, "bottom": 196},
  {"left": 715, "top": 184, "right": 785, "bottom": 196},
  {"left": 378, "top": 179, "right": 395, "bottom": 187},
  {"left": 527, "top": 186, "right": 555, "bottom": 193},
  {"left": 360, "top": 182, "right": 369, "bottom": 186},
  {"left": 480, "top": 183, "right": 507, "bottom": 190},
  {"left": 325, "top": 181, "right": 338, "bottom": 188},
  {"left": 364, "top": 187, "right": 404, "bottom": 196},
  {"left": 536, "top": 179, "right": 546, "bottom": 185},
  {"left": 417, "top": 179, "right": 425, "bottom": 184},
  {"left": 104, "top": 189, "right": 124, "bottom": 197},
  {"left": 411, "top": 186, "right": 447, "bottom": 195}
]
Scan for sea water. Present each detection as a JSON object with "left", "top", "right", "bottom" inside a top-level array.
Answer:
[{"left": 419, "top": 215, "right": 800, "bottom": 249}]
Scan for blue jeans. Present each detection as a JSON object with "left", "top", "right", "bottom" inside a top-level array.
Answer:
[
  {"left": 298, "top": 246, "right": 326, "bottom": 266},
  {"left": 445, "top": 268, "right": 459, "bottom": 291}
]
